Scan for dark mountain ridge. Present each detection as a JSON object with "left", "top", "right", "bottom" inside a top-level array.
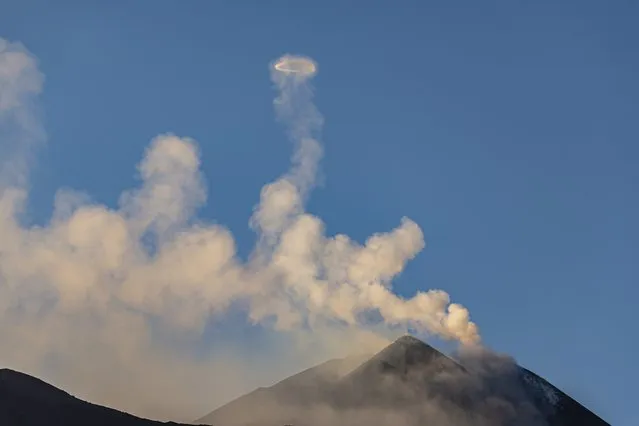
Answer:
[{"left": 0, "top": 368, "right": 191, "bottom": 426}]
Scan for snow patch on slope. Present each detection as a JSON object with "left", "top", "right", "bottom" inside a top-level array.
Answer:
[{"left": 522, "top": 370, "right": 560, "bottom": 407}]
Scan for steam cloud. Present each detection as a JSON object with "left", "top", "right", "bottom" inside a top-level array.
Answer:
[{"left": 0, "top": 42, "right": 479, "bottom": 420}]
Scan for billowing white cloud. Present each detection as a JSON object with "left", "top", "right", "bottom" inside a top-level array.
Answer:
[{"left": 0, "top": 46, "right": 479, "bottom": 420}]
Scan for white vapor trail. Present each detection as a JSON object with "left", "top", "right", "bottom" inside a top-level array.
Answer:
[{"left": 0, "top": 44, "right": 479, "bottom": 419}]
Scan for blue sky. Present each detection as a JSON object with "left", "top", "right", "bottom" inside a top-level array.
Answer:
[{"left": 1, "top": 1, "right": 637, "bottom": 424}]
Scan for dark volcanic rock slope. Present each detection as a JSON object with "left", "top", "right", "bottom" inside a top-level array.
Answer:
[
  {"left": 0, "top": 369, "right": 190, "bottom": 426},
  {"left": 198, "top": 335, "right": 609, "bottom": 426}
]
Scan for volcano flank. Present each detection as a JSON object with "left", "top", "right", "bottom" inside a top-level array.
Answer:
[{"left": 196, "top": 335, "right": 607, "bottom": 426}]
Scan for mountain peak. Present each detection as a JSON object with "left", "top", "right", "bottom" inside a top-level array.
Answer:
[
  {"left": 392, "top": 334, "right": 426, "bottom": 346},
  {"left": 358, "top": 334, "right": 461, "bottom": 376},
  {"left": 334, "top": 334, "right": 464, "bottom": 401}
]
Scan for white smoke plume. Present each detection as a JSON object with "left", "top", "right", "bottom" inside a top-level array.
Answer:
[
  {"left": 249, "top": 54, "right": 478, "bottom": 343},
  {"left": 0, "top": 38, "right": 44, "bottom": 188},
  {"left": 0, "top": 43, "right": 479, "bottom": 420}
]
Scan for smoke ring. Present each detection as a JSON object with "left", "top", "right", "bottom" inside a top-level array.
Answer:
[{"left": 273, "top": 55, "right": 317, "bottom": 77}]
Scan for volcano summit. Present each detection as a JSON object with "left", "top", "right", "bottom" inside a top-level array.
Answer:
[{"left": 196, "top": 335, "right": 608, "bottom": 426}]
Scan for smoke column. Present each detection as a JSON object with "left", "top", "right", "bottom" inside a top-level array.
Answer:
[
  {"left": 0, "top": 38, "right": 44, "bottom": 189},
  {"left": 0, "top": 44, "right": 479, "bottom": 419},
  {"left": 247, "top": 54, "right": 479, "bottom": 344}
]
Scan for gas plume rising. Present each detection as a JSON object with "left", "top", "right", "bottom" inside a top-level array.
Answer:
[{"left": 0, "top": 45, "right": 479, "bottom": 420}]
